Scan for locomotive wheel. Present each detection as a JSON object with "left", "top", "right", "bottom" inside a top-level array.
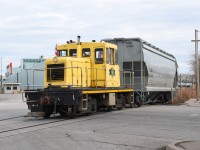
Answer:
[
  {"left": 91, "top": 98, "right": 97, "bottom": 112},
  {"left": 58, "top": 106, "right": 68, "bottom": 116},
  {"left": 68, "top": 106, "right": 76, "bottom": 119},
  {"left": 107, "top": 106, "right": 113, "bottom": 112},
  {"left": 43, "top": 106, "right": 53, "bottom": 118},
  {"left": 117, "top": 107, "right": 122, "bottom": 110},
  {"left": 58, "top": 111, "right": 67, "bottom": 116}
]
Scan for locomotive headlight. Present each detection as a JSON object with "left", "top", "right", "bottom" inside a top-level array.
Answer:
[{"left": 53, "top": 56, "right": 58, "bottom": 62}]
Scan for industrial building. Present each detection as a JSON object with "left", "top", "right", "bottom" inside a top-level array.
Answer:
[
  {"left": 4, "top": 56, "right": 45, "bottom": 90},
  {"left": 3, "top": 83, "right": 21, "bottom": 94}
]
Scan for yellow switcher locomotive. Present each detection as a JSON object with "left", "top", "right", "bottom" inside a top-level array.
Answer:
[{"left": 25, "top": 36, "right": 134, "bottom": 118}]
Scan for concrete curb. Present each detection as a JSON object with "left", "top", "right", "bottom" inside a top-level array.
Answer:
[
  {"left": 166, "top": 141, "right": 198, "bottom": 150},
  {"left": 166, "top": 141, "right": 184, "bottom": 150}
]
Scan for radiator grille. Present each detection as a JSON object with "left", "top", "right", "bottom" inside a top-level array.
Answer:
[{"left": 47, "top": 64, "right": 64, "bottom": 81}]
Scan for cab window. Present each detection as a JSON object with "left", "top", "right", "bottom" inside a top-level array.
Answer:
[
  {"left": 106, "top": 48, "right": 115, "bottom": 65},
  {"left": 115, "top": 50, "right": 118, "bottom": 64},
  {"left": 69, "top": 49, "right": 77, "bottom": 57},
  {"left": 58, "top": 50, "right": 68, "bottom": 57},
  {"left": 82, "top": 48, "right": 90, "bottom": 57},
  {"left": 95, "top": 48, "right": 103, "bottom": 64}
]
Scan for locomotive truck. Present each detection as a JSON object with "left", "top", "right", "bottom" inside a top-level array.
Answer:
[{"left": 24, "top": 36, "right": 134, "bottom": 118}]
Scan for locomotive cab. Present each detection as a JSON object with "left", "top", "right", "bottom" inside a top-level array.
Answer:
[
  {"left": 92, "top": 46, "right": 120, "bottom": 87},
  {"left": 44, "top": 39, "right": 120, "bottom": 88}
]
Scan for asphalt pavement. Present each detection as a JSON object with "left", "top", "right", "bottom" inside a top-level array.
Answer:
[
  {"left": 1, "top": 94, "right": 200, "bottom": 150},
  {"left": 167, "top": 99, "right": 200, "bottom": 150}
]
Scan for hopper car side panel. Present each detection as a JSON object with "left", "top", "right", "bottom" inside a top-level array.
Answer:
[{"left": 102, "top": 38, "right": 178, "bottom": 103}]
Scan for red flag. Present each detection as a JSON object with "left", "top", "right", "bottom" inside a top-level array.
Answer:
[
  {"left": 55, "top": 51, "right": 58, "bottom": 56},
  {"left": 10, "top": 62, "right": 12, "bottom": 75},
  {"left": 55, "top": 44, "right": 58, "bottom": 56}
]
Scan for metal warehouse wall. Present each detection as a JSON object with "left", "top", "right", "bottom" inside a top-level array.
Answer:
[{"left": 5, "top": 62, "right": 45, "bottom": 90}]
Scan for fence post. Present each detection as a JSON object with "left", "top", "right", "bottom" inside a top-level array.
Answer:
[
  {"left": 180, "top": 73, "right": 182, "bottom": 99},
  {"left": 171, "top": 88, "right": 173, "bottom": 104}
]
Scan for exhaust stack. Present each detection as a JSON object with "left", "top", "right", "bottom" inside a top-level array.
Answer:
[{"left": 77, "top": 36, "right": 81, "bottom": 45}]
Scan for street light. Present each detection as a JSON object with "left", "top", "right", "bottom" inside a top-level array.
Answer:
[{"left": 191, "top": 29, "right": 200, "bottom": 100}]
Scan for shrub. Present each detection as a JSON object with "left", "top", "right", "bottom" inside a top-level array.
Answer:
[{"left": 173, "top": 87, "right": 196, "bottom": 104}]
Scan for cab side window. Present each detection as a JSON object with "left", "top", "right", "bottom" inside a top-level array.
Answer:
[
  {"left": 106, "top": 48, "right": 115, "bottom": 65},
  {"left": 82, "top": 48, "right": 90, "bottom": 57},
  {"left": 95, "top": 48, "right": 103, "bottom": 64},
  {"left": 69, "top": 49, "right": 77, "bottom": 57}
]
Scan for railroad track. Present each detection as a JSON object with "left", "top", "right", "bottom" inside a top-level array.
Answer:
[
  {"left": 0, "top": 116, "right": 24, "bottom": 122},
  {"left": 0, "top": 119, "right": 66, "bottom": 134},
  {"left": 0, "top": 116, "right": 66, "bottom": 138},
  {"left": 0, "top": 109, "right": 127, "bottom": 138},
  {"left": 0, "top": 116, "right": 29, "bottom": 127}
]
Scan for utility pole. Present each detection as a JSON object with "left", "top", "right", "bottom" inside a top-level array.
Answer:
[
  {"left": 1, "top": 57, "right": 2, "bottom": 93},
  {"left": 180, "top": 73, "right": 182, "bottom": 99},
  {"left": 192, "top": 29, "right": 200, "bottom": 100}
]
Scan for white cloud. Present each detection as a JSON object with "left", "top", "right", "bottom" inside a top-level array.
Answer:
[{"left": 0, "top": 0, "right": 200, "bottom": 75}]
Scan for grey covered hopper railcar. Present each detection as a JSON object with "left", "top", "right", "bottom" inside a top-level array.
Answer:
[{"left": 102, "top": 38, "right": 178, "bottom": 103}]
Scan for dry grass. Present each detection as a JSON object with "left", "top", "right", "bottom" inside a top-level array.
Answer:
[{"left": 173, "top": 87, "right": 196, "bottom": 104}]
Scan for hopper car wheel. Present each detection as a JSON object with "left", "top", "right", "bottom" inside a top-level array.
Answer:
[{"left": 166, "top": 93, "right": 171, "bottom": 102}]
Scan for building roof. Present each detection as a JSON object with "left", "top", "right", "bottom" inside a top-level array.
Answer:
[{"left": 3, "top": 83, "right": 21, "bottom": 85}]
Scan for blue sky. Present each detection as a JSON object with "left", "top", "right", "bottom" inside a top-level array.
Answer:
[{"left": 0, "top": 0, "right": 200, "bottom": 75}]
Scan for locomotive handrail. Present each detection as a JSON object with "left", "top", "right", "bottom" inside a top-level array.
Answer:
[
  {"left": 87, "top": 67, "right": 106, "bottom": 88},
  {"left": 24, "top": 68, "right": 44, "bottom": 71},
  {"left": 47, "top": 66, "right": 83, "bottom": 88},
  {"left": 24, "top": 67, "right": 133, "bottom": 89},
  {"left": 47, "top": 66, "right": 105, "bottom": 88},
  {"left": 25, "top": 85, "right": 43, "bottom": 90},
  {"left": 120, "top": 71, "right": 134, "bottom": 88}
]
